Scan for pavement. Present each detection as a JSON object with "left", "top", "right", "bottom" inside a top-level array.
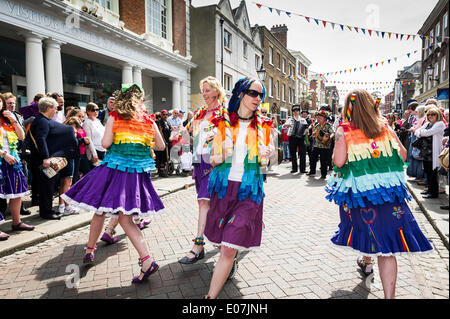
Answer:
[
  {"left": 0, "top": 172, "right": 195, "bottom": 258},
  {"left": 0, "top": 163, "right": 448, "bottom": 299}
]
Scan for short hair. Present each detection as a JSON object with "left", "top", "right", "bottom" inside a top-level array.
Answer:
[
  {"left": 38, "top": 97, "right": 58, "bottom": 113},
  {"left": 3, "top": 92, "right": 16, "bottom": 101},
  {"left": 34, "top": 94, "right": 44, "bottom": 103},
  {"left": 426, "top": 107, "right": 443, "bottom": 121},
  {"left": 416, "top": 105, "right": 426, "bottom": 118},
  {"left": 425, "top": 99, "right": 438, "bottom": 106},
  {"left": 64, "top": 117, "right": 81, "bottom": 129},
  {"left": 48, "top": 92, "right": 62, "bottom": 100},
  {"left": 408, "top": 102, "right": 419, "bottom": 111},
  {"left": 200, "top": 76, "right": 225, "bottom": 101},
  {"left": 86, "top": 102, "right": 98, "bottom": 113}
]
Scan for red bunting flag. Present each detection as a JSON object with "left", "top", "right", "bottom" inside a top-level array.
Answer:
[
  {"left": 256, "top": 3, "right": 262, "bottom": 8},
  {"left": 368, "top": 30, "right": 372, "bottom": 36},
  {"left": 322, "top": 21, "right": 327, "bottom": 27},
  {"left": 305, "top": 17, "right": 310, "bottom": 23},
  {"left": 354, "top": 27, "right": 359, "bottom": 33}
]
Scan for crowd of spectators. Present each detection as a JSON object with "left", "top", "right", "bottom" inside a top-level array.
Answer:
[{"left": 0, "top": 90, "right": 192, "bottom": 241}]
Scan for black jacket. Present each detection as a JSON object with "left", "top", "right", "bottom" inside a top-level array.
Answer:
[{"left": 28, "top": 113, "right": 78, "bottom": 162}]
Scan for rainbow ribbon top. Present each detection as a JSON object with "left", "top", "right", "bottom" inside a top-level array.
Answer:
[
  {"left": 325, "top": 122, "right": 410, "bottom": 208},
  {"left": 101, "top": 111, "right": 156, "bottom": 173},
  {"left": 208, "top": 113, "right": 272, "bottom": 204}
]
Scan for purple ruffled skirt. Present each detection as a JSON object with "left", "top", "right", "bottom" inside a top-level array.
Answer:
[
  {"left": 204, "top": 180, "right": 264, "bottom": 251},
  {"left": 192, "top": 154, "right": 212, "bottom": 200},
  {"left": 331, "top": 198, "right": 433, "bottom": 256},
  {"left": 61, "top": 164, "right": 164, "bottom": 218},
  {"left": 0, "top": 159, "right": 29, "bottom": 200}
]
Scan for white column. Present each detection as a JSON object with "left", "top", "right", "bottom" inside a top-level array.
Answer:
[
  {"left": 24, "top": 34, "right": 46, "bottom": 100},
  {"left": 45, "top": 39, "right": 64, "bottom": 95},
  {"left": 172, "top": 78, "right": 181, "bottom": 109},
  {"left": 121, "top": 63, "right": 133, "bottom": 85},
  {"left": 180, "top": 80, "right": 187, "bottom": 113},
  {"left": 132, "top": 66, "right": 142, "bottom": 87}
]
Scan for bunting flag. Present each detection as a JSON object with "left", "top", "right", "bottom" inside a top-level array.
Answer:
[
  {"left": 254, "top": 3, "right": 450, "bottom": 41},
  {"left": 311, "top": 49, "right": 423, "bottom": 77}
]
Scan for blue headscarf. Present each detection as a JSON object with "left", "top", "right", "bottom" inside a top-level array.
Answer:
[{"left": 227, "top": 77, "right": 266, "bottom": 114}]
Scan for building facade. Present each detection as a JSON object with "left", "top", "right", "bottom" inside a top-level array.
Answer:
[
  {"left": 415, "top": 0, "right": 449, "bottom": 108},
  {"left": 189, "top": 0, "right": 262, "bottom": 110},
  {"left": 290, "top": 50, "right": 311, "bottom": 109},
  {"left": 324, "top": 85, "right": 339, "bottom": 114},
  {"left": 0, "top": 0, "right": 195, "bottom": 113},
  {"left": 253, "top": 24, "right": 296, "bottom": 118},
  {"left": 309, "top": 73, "right": 326, "bottom": 111},
  {"left": 394, "top": 60, "right": 421, "bottom": 112}
]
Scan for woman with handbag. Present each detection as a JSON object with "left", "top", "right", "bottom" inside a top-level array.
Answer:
[
  {"left": 407, "top": 105, "right": 426, "bottom": 182},
  {"left": 62, "top": 84, "right": 166, "bottom": 283},
  {"left": 28, "top": 97, "right": 78, "bottom": 220},
  {"left": 0, "top": 94, "right": 34, "bottom": 241},
  {"left": 415, "top": 108, "right": 446, "bottom": 198}
]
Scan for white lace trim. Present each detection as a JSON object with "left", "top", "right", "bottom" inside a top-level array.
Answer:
[
  {"left": 329, "top": 240, "right": 435, "bottom": 257},
  {"left": 0, "top": 190, "right": 30, "bottom": 199},
  {"left": 204, "top": 234, "right": 260, "bottom": 252},
  {"left": 197, "top": 197, "right": 210, "bottom": 201},
  {"left": 60, "top": 194, "right": 165, "bottom": 218}
]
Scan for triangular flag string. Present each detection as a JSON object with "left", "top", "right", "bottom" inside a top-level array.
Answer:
[{"left": 253, "top": 2, "right": 447, "bottom": 41}]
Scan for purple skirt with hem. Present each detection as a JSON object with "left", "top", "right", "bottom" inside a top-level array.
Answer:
[
  {"left": 192, "top": 153, "right": 212, "bottom": 200},
  {"left": 204, "top": 180, "right": 264, "bottom": 251},
  {"left": 63, "top": 164, "right": 164, "bottom": 218},
  {"left": 0, "top": 159, "right": 29, "bottom": 200},
  {"left": 331, "top": 198, "right": 433, "bottom": 256}
]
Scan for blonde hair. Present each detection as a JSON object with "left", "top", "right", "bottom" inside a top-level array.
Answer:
[
  {"left": 343, "top": 89, "right": 385, "bottom": 139},
  {"left": 199, "top": 76, "right": 225, "bottom": 101},
  {"left": 38, "top": 97, "right": 58, "bottom": 113},
  {"left": 416, "top": 105, "right": 426, "bottom": 118},
  {"left": 426, "top": 107, "right": 443, "bottom": 122},
  {"left": 114, "top": 86, "right": 144, "bottom": 120}
]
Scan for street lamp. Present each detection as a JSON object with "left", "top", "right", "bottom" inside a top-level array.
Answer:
[
  {"left": 427, "top": 65, "right": 439, "bottom": 83},
  {"left": 257, "top": 54, "right": 267, "bottom": 82}
]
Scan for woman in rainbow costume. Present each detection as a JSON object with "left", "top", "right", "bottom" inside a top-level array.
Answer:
[
  {"left": 326, "top": 89, "right": 433, "bottom": 299},
  {"left": 179, "top": 76, "right": 227, "bottom": 264},
  {"left": 62, "top": 84, "right": 166, "bottom": 283},
  {"left": 203, "top": 77, "right": 274, "bottom": 299}
]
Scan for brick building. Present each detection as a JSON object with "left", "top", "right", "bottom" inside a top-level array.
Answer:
[
  {"left": 253, "top": 24, "right": 296, "bottom": 118},
  {"left": 0, "top": 0, "right": 196, "bottom": 113},
  {"left": 415, "top": 0, "right": 449, "bottom": 108}
]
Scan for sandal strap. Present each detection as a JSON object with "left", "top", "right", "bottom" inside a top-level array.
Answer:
[
  {"left": 86, "top": 245, "right": 97, "bottom": 251},
  {"left": 138, "top": 255, "right": 151, "bottom": 266}
]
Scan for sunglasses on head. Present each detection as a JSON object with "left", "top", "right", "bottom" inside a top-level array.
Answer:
[{"left": 244, "top": 89, "right": 264, "bottom": 99}]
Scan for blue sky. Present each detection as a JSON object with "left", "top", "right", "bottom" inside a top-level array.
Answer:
[{"left": 191, "top": 0, "right": 440, "bottom": 103}]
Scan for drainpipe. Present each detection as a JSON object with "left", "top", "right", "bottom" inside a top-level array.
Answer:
[{"left": 220, "top": 18, "right": 224, "bottom": 85}]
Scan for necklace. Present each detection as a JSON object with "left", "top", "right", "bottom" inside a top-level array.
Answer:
[{"left": 238, "top": 114, "right": 254, "bottom": 121}]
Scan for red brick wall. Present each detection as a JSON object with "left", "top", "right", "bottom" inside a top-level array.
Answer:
[
  {"left": 119, "top": 0, "right": 146, "bottom": 35},
  {"left": 172, "top": 0, "right": 186, "bottom": 56}
]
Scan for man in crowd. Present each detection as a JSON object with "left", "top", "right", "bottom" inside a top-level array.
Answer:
[
  {"left": 49, "top": 92, "right": 66, "bottom": 123},
  {"left": 98, "top": 95, "right": 116, "bottom": 125},
  {"left": 283, "top": 105, "right": 308, "bottom": 174},
  {"left": 155, "top": 109, "right": 172, "bottom": 177},
  {"left": 307, "top": 110, "right": 335, "bottom": 179},
  {"left": 167, "top": 108, "right": 183, "bottom": 129}
]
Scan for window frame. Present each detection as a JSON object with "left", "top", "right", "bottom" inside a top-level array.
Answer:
[
  {"left": 224, "top": 73, "right": 233, "bottom": 92},
  {"left": 145, "top": 0, "right": 168, "bottom": 39},
  {"left": 268, "top": 76, "right": 273, "bottom": 97},
  {"left": 224, "top": 29, "right": 232, "bottom": 51},
  {"left": 268, "top": 47, "right": 274, "bottom": 66}
]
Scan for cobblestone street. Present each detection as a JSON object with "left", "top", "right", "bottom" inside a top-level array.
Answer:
[{"left": 0, "top": 163, "right": 448, "bottom": 299}]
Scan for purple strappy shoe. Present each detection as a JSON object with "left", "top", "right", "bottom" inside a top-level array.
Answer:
[{"left": 132, "top": 256, "right": 159, "bottom": 283}]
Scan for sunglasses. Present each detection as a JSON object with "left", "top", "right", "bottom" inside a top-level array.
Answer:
[
  {"left": 93, "top": 109, "right": 100, "bottom": 112},
  {"left": 427, "top": 114, "right": 437, "bottom": 117},
  {"left": 245, "top": 89, "right": 264, "bottom": 99}
]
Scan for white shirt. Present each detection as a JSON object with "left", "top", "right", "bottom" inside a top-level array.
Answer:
[
  {"left": 52, "top": 110, "right": 66, "bottom": 123},
  {"left": 167, "top": 116, "right": 183, "bottom": 128},
  {"left": 228, "top": 121, "right": 251, "bottom": 182},
  {"left": 1, "top": 127, "right": 10, "bottom": 153},
  {"left": 196, "top": 119, "right": 214, "bottom": 155},
  {"left": 415, "top": 121, "right": 445, "bottom": 169},
  {"left": 83, "top": 118, "right": 106, "bottom": 152}
]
